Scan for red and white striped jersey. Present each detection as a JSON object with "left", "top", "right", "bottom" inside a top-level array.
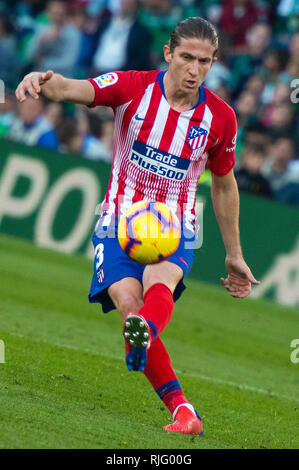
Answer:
[{"left": 88, "top": 70, "right": 237, "bottom": 230}]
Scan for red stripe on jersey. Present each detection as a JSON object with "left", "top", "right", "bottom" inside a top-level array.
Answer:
[
  {"left": 132, "top": 106, "right": 181, "bottom": 203},
  {"left": 136, "top": 82, "right": 163, "bottom": 144},
  {"left": 113, "top": 98, "right": 143, "bottom": 215},
  {"left": 176, "top": 103, "right": 206, "bottom": 209},
  {"left": 180, "top": 103, "right": 206, "bottom": 160},
  {"left": 159, "top": 109, "right": 180, "bottom": 153}
]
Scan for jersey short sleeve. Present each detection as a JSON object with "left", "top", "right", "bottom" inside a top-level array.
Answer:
[
  {"left": 87, "top": 70, "right": 156, "bottom": 109},
  {"left": 207, "top": 105, "right": 237, "bottom": 176}
]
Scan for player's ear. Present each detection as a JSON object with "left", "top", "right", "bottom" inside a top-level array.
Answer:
[
  {"left": 163, "top": 44, "right": 172, "bottom": 64},
  {"left": 209, "top": 55, "right": 218, "bottom": 70}
]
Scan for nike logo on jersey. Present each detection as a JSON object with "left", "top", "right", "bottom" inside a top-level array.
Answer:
[{"left": 135, "top": 114, "right": 152, "bottom": 121}]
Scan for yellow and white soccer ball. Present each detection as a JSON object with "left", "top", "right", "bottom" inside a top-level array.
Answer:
[{"left": 118, "top": 200, "right": 181, "bottom": 264}]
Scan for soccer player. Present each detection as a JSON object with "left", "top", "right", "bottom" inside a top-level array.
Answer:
[{"left": 16, "top": 17, "right": 260, "bottom": 435}]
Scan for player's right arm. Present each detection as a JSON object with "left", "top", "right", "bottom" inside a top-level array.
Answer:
[{"left": 15, "top": 70, "right": 95, "bottom": 105}]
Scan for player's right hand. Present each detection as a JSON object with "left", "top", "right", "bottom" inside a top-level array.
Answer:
[{"left": 15, "top": 70, "right": 54, "bottom": 103}]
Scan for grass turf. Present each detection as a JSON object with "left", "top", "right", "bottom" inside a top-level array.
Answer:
[{"left": 0, "top": 234, "right": 298, "bottom": 449}]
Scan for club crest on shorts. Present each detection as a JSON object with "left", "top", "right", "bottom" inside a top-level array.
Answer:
[
  {"left": 187, "top": 126, "right": 208, "bottom": 151},
  {"left": 97, "top": 267, "right": 104, "bottom": 283}
]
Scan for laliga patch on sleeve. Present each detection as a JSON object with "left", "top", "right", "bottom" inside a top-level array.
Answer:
[{"left": 93, "top": 73, "right": 118, "bottom": 89}]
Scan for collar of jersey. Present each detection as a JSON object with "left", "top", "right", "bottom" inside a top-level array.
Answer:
[{"left": 156, "top": 70, "right": 206, "bottom": 111}]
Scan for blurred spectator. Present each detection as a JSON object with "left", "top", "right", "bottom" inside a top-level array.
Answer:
[
  {"left": 289, "top": 32, "right": 299, "bottom": 60},
  {"left": 219, "top": 0, "right": 261, "bottom": 52},
  {"left": 234, "top": 90, "right": 259, "bottom": 152},
  {"left": 9, "top": 96, "right": 59, "bottom": 150},
  {"left": 275, "top": 181, "right": 299, "bottom": 207},
  {"left": 138, "top": 0, "right": 182, "bottom": 67},
  {"left": 264, "top": 102, "right": 297, "bottom": 140},
  {"left": 204, "top": 46, "right": 232, "bottom": 92},
  {"left": 212, "top": 84, "right": 232, "bottom": 103},
  {"left": 43, "top": 101, "right": 63, "bottom": 128},
  {"left": 88, "top": 111, "right": 114, "bottom": 160},
  {"left": 243, "top": 74, "right": 265, "bottom": 100},
  {"left": 275, "top": 0, "right": 299, "bottom": 35},
  {"left": 262, "top": 134, "right": 299, "bottom": 207},
  {"left": 279, "top": 57, "right": 299, "bottom": 85},
  {"left": 229, "top": 23, "right": 271, "bottom": 97},
  {"left": 261, "top": 82, "right": 291, "bottom": 126},
  {"left": 0, "top": 91, "right": 16, "bottom": 136},
  {"left": 92, "top": 0, "right": 151, "bottom": 74},
  {"left": 262, "top": 135, "right": 297, "bottom": 191},
  {"left": 243, "top": 121, "right": 271, "bottom": 149},
  {"left": 234, "top": 142, "right": 272, "bottom": 197},
  {"left": 0, "top": 16, "right": 19, "bottom": 88},
  {"left": 271, "top": 82, "right": 291, "bottom": 105},
  {"left": 236, "top": 120, "right": 271, "bottom": 157},
  {"left": 235, "top": 91, "right": 259, "bottom": 127},
  {"left": 257, "top": 48, "right": 289, "bottom": 105},
  {"left": 68, "top": 2, "right": 100, "bottom": 77},
  {"left": 57, "top": 116, "right": 82, "bottom": 154},
  {"left": 25, "top": 0, "right": 81, "bottom": 77},
  {"left": 57, "top": 113, "right": 113, "bottom": 162}
]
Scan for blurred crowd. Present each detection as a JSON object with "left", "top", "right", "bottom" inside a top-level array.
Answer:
[{"left": 0, "top": 0, "right": 299, "bottom": 206}]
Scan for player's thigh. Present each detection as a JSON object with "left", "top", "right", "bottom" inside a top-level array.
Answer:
[
  {"left": 108, "top": 277, "right": 144, "bottom": 320},
  {"left": 143, "top": 260, "right": 183, "bottom": 294}
]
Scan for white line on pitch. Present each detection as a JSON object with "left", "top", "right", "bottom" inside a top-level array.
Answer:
[
  {"left": 176, "top": 369, "right": 299, "bottom": 403},
  {"left": 8, "top": 332, "right": 299, "bottom": 405}
]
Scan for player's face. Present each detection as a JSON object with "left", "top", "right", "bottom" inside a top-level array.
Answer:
[{"left": 164, "top": 37, "right": 217, "bottom": 93}]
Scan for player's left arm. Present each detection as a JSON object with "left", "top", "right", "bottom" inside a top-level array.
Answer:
[{"left": 211, "top": 169, "right": 260, "bottom": 298}]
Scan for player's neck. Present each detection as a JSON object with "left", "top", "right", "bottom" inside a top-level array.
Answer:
[{"left": 163, "top": 71, "right": 200, "bottom": 112}]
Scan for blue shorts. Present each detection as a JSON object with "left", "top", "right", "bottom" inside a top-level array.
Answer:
[{"left": 88, "top": 224, "right": 196, "bottom": 313}]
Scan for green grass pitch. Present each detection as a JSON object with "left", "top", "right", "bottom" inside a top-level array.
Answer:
[{"left": 0, "top": 233, "right": 298, "bottom": 449}]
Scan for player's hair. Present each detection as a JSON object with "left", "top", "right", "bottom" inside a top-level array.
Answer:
[{"left": 168, "top": 17, "right": 218, "bottom": 56}]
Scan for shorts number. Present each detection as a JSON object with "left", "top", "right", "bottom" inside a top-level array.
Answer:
[{"left": 95, "top": 243, "right": 104, "bottom": 271}]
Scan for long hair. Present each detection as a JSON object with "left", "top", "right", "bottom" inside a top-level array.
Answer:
[{"left": 168, "top": 17, "right": 218, "bottom": 57}]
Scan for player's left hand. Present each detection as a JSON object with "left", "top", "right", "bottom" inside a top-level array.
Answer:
[{"left": 221, "top": 255, "right": 260, "bottom": 298}]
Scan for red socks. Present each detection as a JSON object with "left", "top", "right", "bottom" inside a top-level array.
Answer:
[
  {"left": 124, "top": 282, "right": 189, "bottom": 415},
  {"left": 138, "top": 283, "right": 174, "bottom": 341},
  {"left": 137, "top": 283, "right": 188, "bottom": 415},
  {"left": 144, "top": 336, "right": 189, "bottom": 415}
]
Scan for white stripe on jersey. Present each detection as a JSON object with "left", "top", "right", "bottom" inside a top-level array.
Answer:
[
  {"left": 101, "top": 100, "right": 131, "bottom": 226},
  {"left": 119, "top": 82, "right": 156, "bottom": 216},
  {"left": 131, "top": 95, "right": 170, "bottom": 202},
  {"left": 147, "top": 97, "right": 170, "bottom": 149},
  {"left": 184, "top": 105, "right": 213, "bottom": 230},
  {"left": 166, "top": 109, "right": 196, "bottom": 217},
  {"left": 168, "top": 109, "right": 195, "bottom": 157},
  {"left": 191, "top": 105, "right": 213, "bottom": 161}
]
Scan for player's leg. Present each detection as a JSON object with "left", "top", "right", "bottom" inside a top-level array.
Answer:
[
  {"left": 122, "top": 235, "right": 202, "bottom": 434},
  {"left": 139, "top": 225, "right": 197, "bottom": 340},
  {"left": 107, "top": 272, "right": 201, "bottom": 433},
  {"left": 108, "top": 277, "right": 143, "bottom": 321},
  {"left": 145, "top": 336, "right": 203, "bottom": 435},
  {"left": 121, "top": 260, "right": 181, "bottom": 370},
  {"left": 140, "top": 260, "right": 182, "bottom": 338},
  {"left": 108, "top": 278, "right": 151, "bottom": 371}
]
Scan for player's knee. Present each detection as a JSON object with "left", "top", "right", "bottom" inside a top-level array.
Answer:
[
  {"left": 117, "top": 295, "right": 143, "bottom": 320},
  {"left": 143, "top": 262, "right": 183, "bottom": 294},
  {"left": 143, "top": 273, "right": 175, "bottom": 294}
]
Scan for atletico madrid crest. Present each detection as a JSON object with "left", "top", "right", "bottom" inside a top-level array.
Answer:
[{"left": 187, "top": 126, "right": 208, "bottom": 151}]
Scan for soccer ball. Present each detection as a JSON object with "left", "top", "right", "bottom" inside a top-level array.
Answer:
[{"left": 118, "top": 200, "right": 181, "bottom": 264}]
